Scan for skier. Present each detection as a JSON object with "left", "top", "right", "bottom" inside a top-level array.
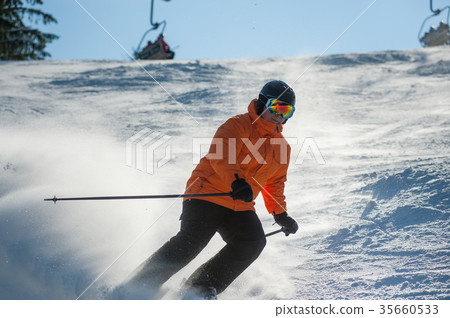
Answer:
[{"left": 118, "top": 80, "right": 299, "bottom": 300}]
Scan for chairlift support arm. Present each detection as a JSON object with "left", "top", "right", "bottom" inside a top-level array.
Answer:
[
  {"left": 150, "top": 0, "right": 170, "bottom": 29},
  {"left": 430, "top": 0, "right": 441, "bottom": 15},
  {"left": 136, "top": 0, "right": 170, "bottom": 54}
]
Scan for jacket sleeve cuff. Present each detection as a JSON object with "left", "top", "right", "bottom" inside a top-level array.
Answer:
[{"left": 271, "top": 208, "right": 287, "bottom": 216}]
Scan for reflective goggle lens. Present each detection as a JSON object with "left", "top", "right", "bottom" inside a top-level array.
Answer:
[{"left": 265, "top": 99, "right": 295, "bottom": 119}]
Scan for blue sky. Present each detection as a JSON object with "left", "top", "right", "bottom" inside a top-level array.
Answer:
[{"left": 39, "top": 0, "right": 449, "bottom": 60}]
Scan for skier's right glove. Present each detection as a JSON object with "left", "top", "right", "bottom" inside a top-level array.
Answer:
[
  {"left": 230, "top": 174, "right": 253, "bottom": 202},
  {"left": 273, "top": 212, "right": 298, "bottom": 236}
]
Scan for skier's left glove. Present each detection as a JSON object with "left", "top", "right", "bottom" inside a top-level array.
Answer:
[{"left": 273, "top": 212, "right": 298, "bottom": 236}]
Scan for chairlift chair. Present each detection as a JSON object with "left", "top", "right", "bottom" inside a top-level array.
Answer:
[
  {"left": 135, "top": 33, "right": 175, "bottom": 60},
  {"left": 418, "top": 0, "right": 450, "bottom": 47},
  {"left": 134, "top": 0, "right": 175, "bottom": 60},
  {"left": 420, "top": 22, "right": 450, "bottom": 47}
]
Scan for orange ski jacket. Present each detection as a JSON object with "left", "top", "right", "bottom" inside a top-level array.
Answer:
[{"left": 184, "top": 99, "right": 291, "bottom": 215}]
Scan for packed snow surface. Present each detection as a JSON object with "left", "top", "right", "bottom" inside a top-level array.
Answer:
[{"left": 0, "top": 47, "right": 449, "bottom": 299}]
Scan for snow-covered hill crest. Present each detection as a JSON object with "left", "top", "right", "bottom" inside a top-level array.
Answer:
[{"left": 0, "top": 47, "right": 449, "bottom": 299}]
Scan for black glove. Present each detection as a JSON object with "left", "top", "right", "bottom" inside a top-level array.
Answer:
[
  {"left": 231, "top": 174, "right": 253, "bottom": 202},
  {"left": 273, "top": 212, "right": 298, "bottom": 236}
]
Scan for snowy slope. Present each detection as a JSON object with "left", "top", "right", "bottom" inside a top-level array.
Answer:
[{"left": 0, "top": 47, "right": 449, "bottom": 300}]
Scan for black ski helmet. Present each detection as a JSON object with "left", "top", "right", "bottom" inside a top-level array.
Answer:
[{"left": 256, "top": 80, "right": 296, "bottom": 116}]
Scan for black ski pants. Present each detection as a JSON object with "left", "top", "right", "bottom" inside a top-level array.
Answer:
[{"left": 128, "top": 199, "right": 267, "bottom": 295}]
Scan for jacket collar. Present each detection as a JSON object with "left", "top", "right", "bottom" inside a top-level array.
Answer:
[{"left": 247, "top": 99, "right": 283, "bottom": 136}]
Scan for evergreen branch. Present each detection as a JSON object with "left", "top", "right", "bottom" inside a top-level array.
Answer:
[{"left": 0, "top": 0, "right": 58, "bottom": 60}]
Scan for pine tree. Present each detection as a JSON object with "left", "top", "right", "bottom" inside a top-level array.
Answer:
[{"left": 0, "top": 0, "right": 58, "bottom": 60}]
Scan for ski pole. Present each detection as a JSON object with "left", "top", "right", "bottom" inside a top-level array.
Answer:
[
  {"left": 45, "top": 193, "right": 288, "bottom": 236},
  {"left": 44, "top": 192, "right": 233, "bottom": 203}
]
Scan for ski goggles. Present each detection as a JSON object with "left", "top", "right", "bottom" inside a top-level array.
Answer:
[{"left": 265, "top": 98, "right": 295, "bottom": 119}]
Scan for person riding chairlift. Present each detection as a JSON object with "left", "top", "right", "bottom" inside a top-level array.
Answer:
[
  {"left": 158, "top": 34, "right": 170, "bottom": 52},
  {"left": 138, "top": 33, "right": 174, "bottom": 60}
]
